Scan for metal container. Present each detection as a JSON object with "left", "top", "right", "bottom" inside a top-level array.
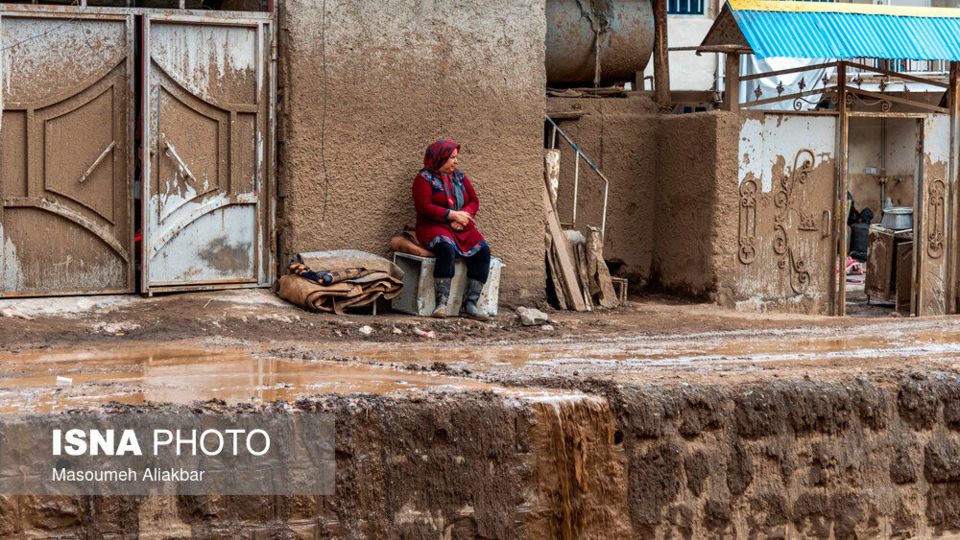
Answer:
[
  {"left": 546, "top": 0, "right": 655, "bottom": 84},
  {"left": 880, "top": 207, "right": 913, "bottom": 230}
]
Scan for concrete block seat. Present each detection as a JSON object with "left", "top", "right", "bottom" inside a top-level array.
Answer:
[{"left": 391, "top": 252, "right": 502, "bottom": 317}]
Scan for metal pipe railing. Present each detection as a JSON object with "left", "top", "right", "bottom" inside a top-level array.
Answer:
[{"left": 545, "top": 115, "right": 610, "bottom": 239}]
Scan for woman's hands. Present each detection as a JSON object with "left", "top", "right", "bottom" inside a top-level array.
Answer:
[{"left": 448, "top": 210, "right": 472, "bottom": 231}]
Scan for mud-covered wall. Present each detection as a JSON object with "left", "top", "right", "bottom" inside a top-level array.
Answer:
[
  {"left": 546, "top": 96, "right": 659, "bottom": 286},
  {"left": 849, "top": 117, "right": 918, "bottom": 217},
  {"left": 654, "top": 111, "right": 739, "bottom": 298},
  {"left": 277, "top": 0, "right": 547, "bottom": 304},
  {"left": 543, "top": 101, "right": 738, "bottom": 299},
  {"left": 13, "top": 372, "right": 960, "bottom": 538}
]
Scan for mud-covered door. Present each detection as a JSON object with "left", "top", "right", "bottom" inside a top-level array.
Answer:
[
  {"left": 0, "top": 12, "right": 135, "bottom": 296},
  {"left": 142, "top": 15, "right": 272, "bottom": 292},
  {"left": 915, "top": 114, "right": 950, "bottom": 316},
  {"left": 734, "top": 112, "right": 838, "bottom": 314}
]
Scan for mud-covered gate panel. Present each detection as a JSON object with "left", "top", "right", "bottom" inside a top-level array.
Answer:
[
  {"left": 0, "top": 13, "right": 135, "bottom": 296},
  {"left": 735, "top": 112, "right": 838, "bottom": 313},
  {"left": 143, "top": 15, "right": 270, "bottom": 291},
  {"left": 916, "top": 114, "right": 951, "bottom": 316}
]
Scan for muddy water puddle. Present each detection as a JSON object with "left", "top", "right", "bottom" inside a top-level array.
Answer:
[
  {"left": 330, "top": 322, "right": 960, "bottom": 375},
  {"left": 0, "top": 346, "right": 560, "bottom": 414}
]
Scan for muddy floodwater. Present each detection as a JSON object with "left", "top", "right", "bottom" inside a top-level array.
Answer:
[
  {"left": 328, "top": 319, "right": 960, "bottom": 376},
  {"left": 0, "top": 347, "right": 565, "bottom": 414},
  {"left": 2, "top": 318, "right": 960, "bottom": 413}
]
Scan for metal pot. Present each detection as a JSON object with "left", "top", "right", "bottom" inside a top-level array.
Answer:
[{"left": 880, "top": 207, "right": 913, "bottom": 230}]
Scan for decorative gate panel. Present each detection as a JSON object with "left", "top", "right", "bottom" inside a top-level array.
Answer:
[
  {"left": 0, "top": 13, "right": 135, "bottom": 296},
  {"left": 916, "top": 114, "right": 951, "bottom": 316},
  {"left": 143, "top": 15, "right": 271, "bottom": 292},
  {"left": 734, "top": 112, "right": 838, "bottom": 314}
]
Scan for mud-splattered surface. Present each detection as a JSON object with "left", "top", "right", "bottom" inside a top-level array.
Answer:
[{"left": 278, "top": 0, "right": 547, "bottom": 303}]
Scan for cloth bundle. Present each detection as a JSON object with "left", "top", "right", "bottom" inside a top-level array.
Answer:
[
  {"left": 277, "top": 250, "right": 404, "bottom": 314},
  {"left": 389, "top": 223, "right": 435, "bottom": 258}
]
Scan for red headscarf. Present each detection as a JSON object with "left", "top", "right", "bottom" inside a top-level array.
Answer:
[
  {"left": 423, "top": 140, "right": 460, "bottom": 171},
  {"left": 422, "top": 140, "right": 461, "bottom": 209}
]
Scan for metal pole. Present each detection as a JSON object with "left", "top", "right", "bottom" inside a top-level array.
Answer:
[
  {"left": 544, "top": 116, "right": 611, "bottom": 238},
  {"left": 946, "top": 61, "right": 960, "bottom": 313},
  {"left": 837, "top": 61, "right": 850, "bottom": 316},
  {"left": 573, "top": 154, "right": 580, "bottom": 227}
]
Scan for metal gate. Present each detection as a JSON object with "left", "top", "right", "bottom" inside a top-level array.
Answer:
[
  {"left": 735, "top": 112, "right": 839, "bottom": 314},
  {"left": 142, "top": 14, "right": 272, "bottom": 293},
  {"left": 916, "top": 114, "right": 951, "bottom": 315},
  {"left": 0, "top": 12, "right": 135, "bottom": 296}
]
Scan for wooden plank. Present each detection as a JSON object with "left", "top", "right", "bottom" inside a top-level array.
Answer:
[
  {"left": 896, "top": 241, "right": 914, "bottom": 313},
  {"left": 544, "top": 233, "right": 567, "bottom": 310},
  {"left": 587, "top": 227, "right": 619, "bottom": 308},
  {"left": 543, "top": 187, "right": 586, "bottom": 311},
  {"left": 865, "top": 226, "right": 895, "bottom": 302},
  {"left": 574, "top": 243, "right": 593, "bottom": 311}
]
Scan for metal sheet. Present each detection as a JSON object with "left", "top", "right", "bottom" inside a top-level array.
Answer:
[
  {"left": 142, "top": 14, "right": 272, "bottom": 292},
  {"left": 917, "top": 114, "right": 951, "bottom": 316},
  {"left": 716, "top": 0, "right": 960, "bottom": 61},
  {"left": 0, "top": 12, "right": 135, "bottom": 297},
  {"left": 733, "top": 111, "right": 838, "bottom": 314}
]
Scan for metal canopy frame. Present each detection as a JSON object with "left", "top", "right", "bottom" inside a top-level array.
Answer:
[{"left": 723, "top": 58, "right": 960, "bottom": 317}]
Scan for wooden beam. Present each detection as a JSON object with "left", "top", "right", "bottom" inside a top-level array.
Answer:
[
  {"left": 543, "top": 186, "right": 587, "bottom": 311},
  {"left": 724, "top": 53, "right": 739, "bottom": 112},
  {"left": 652, "top": 0, "right": 670, "bottom": 109},
  {"left": 547, "top": 111, "right": 587, "bottom": 120}
]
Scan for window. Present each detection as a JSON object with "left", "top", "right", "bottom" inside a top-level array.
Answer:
[{"left": 668, "top": 0, "right": 704, "bottom": 15}]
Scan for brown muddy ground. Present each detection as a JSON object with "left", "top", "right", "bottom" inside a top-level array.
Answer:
[
  {"left": 0, "top": 289, "right": 872, "bottom": 353},
  {"left": 1, "top": 288, "right": 957, "bottom": 410}
]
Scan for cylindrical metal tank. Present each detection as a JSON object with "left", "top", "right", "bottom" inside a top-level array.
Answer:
[{"left": 546, "top": 0, "right": 655, "bottom": 85}]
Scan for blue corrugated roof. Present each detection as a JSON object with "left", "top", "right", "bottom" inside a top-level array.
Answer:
[{"left": 711, "top": 0, "right": 960, "bottom": 60}]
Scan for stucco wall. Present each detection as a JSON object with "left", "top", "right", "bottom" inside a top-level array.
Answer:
[
  {"left": 546, "top": 95, "right": 659, "bottom": 286},
  {"left": 277, "top": 0, "right": 547, "bottom": 304},
  {"left": 655, "top": 111, "right": 739, "bottom": 298}
]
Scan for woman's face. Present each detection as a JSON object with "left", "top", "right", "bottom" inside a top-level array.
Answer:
[{"left": 438, "top": 148, "right": 459, "bottom": 173}]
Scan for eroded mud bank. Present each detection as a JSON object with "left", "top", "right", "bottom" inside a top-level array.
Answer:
[{"left": 6, "top": 370, "right": 960, "bottom": 538}]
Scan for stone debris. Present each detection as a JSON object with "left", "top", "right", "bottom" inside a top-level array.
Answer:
[
  {"left": 516, "top": 306, "right": 549, "bottom": 326},
  {"left": 392, "top": 326, "right": 403, "bottom": 335},
  {"left": 0, "top": 307, "right": 33, "bottom": 320},
  {"left": 92, "top": 321, "right": 141, "bottom": 334},
  {"left": 359, "top": 325, "right": 373, "bottom": 336},
  {"left": 413, "top": 327, "right": 436, "bottom": 339}
]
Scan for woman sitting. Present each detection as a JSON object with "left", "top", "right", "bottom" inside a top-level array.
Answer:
[{"left": 412, "top": 140, "right": 491, "bottom": 320}]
